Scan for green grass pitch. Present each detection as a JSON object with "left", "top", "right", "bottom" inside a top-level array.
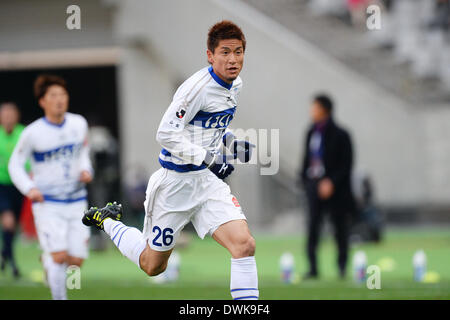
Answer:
[{"left": 1, "top": 228, "right": 449, "bottom": 300}]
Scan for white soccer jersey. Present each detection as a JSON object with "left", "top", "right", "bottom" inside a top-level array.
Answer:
[
  {"left": 157, "top": 65, "right": 242, "bottom": 172},
  {"left": 8, "top": 112, "right": 93, "bottom": 203}
]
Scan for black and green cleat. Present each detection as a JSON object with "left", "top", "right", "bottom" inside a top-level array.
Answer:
[{"left": 82, "top": 202, "right": 123, "bottom": 230}]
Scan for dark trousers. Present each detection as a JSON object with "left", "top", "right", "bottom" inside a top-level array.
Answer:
[
  {"left": 0, "top": 184, "right": 23, "bottom": 258},
  {"left": 305, "top": 180, "right": 349, "bottom": 276}
]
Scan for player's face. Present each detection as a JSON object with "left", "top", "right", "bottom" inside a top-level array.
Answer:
[
  {"left": 0, "top": 105, "right": 19, "bottom": 129},
  {"left": 310, "top": 101, "right": 329, "bottom": 124},
  {"left": 39, "top": 85, "right": 69, "bottom": 118},
  {"left": 207, "top": 39, "right": 244, "bottom": 83}
]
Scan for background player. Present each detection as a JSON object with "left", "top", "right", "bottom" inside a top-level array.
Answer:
[
  {"left": 0, "top": 102, "right": 26, "bottom": 278},
  {"left": 8, "top": 75, "right": 93, "bottom": 300},
  {"left": 83, "top": 20, "right": 259, "bottom": 300}
]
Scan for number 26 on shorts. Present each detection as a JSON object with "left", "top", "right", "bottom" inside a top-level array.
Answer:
[{"left": 152, "top": 226, "right": 174, "bottom": 247}]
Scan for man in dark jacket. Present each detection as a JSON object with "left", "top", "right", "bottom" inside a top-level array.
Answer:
[{"left": 299, "top": 94, "right": 355, "bottom": 279}]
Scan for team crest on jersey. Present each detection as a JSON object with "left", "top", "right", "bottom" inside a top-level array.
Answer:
[{"left": 176, "top": 107, "right": 186, "bottom": 119}]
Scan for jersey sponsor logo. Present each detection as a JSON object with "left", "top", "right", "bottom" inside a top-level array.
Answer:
[
  {"left": 33, "top": 143, "right": 83, "bottom": 163},
  {"left": 189, "top": 106, "right": 236, "bottom": 129}
]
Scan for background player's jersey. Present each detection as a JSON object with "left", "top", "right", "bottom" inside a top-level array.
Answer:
[
  {"left": 157, "top": 66, "right": 242, "bottom": 172},
  {"left": 0, "top": 124, "right": 25, "bottom": 185},
  {"left": 8, "top": 112, "right": 93, "bottom": 202}
]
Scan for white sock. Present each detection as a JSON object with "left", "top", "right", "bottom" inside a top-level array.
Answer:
[
  {"left": 44, "top": 257, "right": 67, "bottom": 300},
  {"left": 103, "top": 219, "right": 147, "bottom": 267},
  {"left": 230, "top": 256, "right": 259, "bottom": 300}
]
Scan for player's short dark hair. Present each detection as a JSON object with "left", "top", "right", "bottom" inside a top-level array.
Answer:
[
  {"left": 0, "top": 101, "right": 19, "bottom": 110},
  {"left": 207, "top": 20, "right": 246, "bottom": 53},
  {"left": 314, "top": 94, "right": 333, "bottom": 114},
  {"left": 34, "top": 74, "right": 67, "bottom": 100}
]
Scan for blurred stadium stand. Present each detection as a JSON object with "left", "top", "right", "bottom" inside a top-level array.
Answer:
[
  {"left": 0, "top": 0, "right": 449, "bottom": 235},
  {"left": 244, "top": 0, "right": 450, "bottom": 105},
  {"left": 240, "top": 0, "right": 450, "bottom": 228}
]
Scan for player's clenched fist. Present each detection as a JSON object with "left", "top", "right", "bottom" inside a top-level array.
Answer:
[
  {"left": 231, "top": 140, "right": 255, "bottom": 163},
  {"left": 223, "top": 132, "right": 255, "bottom": 163},
  {"left": 79, "top": 170, "right": 93, "bottom": 183},
  {"left": 203, "top": 150, "right": 235, "bottom": 180}
]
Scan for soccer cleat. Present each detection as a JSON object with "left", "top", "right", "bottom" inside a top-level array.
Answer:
[
  {"left": 82, "top": 202, "right": 123, "bottom": 230},
  {"left": 12, "top": 266, "right": 21, "bottom": 279}
]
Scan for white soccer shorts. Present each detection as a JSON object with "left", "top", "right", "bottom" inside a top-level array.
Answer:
[
  {"left": 143, "top": 168, "right": 246, "bottom": 251},
  {"left": 32, "top": 200, "right": 90, "bottom": 259}
]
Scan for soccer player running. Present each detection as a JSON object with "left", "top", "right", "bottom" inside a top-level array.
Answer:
[
  {"left": 8, "top": 75, "right": 93, "bottom": 300},
  {"left": 82, "top": 21, "right": 259, "bottom": 300},
  {"left": 0, "top": 102, "right": 26, "bottom": 278}
]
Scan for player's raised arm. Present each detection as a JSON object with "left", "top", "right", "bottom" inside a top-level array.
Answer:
[
  {"left": 156, "top": 85, "right": 208, "bottom": 166},
  {"left": 8, "top": 127, "right": 36, "bottom": 196}
]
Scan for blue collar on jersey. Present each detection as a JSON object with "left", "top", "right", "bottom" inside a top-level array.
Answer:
[
  {"left": 42, "top": 116, "right": 66, "bottom": 128},
  {"left": 208, "top": 66, "right": 233, "bottom": 90}
]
